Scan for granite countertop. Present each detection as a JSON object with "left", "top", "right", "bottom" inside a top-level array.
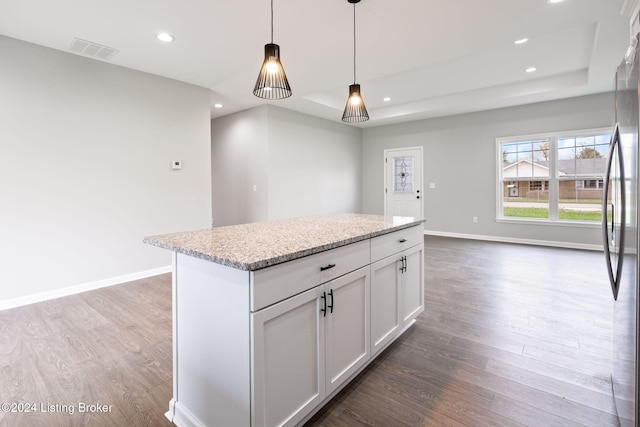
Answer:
[{"left": 143, "top": 213, "right": 425, "bottom": 271}]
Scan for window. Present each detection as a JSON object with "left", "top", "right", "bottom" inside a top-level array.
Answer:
[
  {"left": 576, "top": 179, "right": 604, "bottom": 189},
  {"left": 500, "top": 139, "right": 550, "bottom": 219},
  {"left": 393, "top": 156, "right": 414, "bottom": 193},
  {"left": 497, "top": 129, "right": 610, "bottom": 223},
  {"left": 529, "top": 181, "right": 546, "bottom": 191}
]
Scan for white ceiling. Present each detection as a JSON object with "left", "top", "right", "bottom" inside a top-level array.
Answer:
[{"left": 0, "top": 0, "right": 633, "bottom": 127}]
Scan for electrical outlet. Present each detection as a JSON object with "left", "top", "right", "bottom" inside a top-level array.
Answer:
[{"left": 473, "top": 216, "right": 478, "bottom": 223}]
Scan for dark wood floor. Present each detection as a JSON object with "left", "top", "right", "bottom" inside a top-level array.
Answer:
[
  {"left": 0, "top": 274, "right": 174, "bottom": 427},
  {"left": 0, "top": 237, "right": 617, "bottom": 426},
  {"left": 306, "top": 237, "right": 617, "bottom": 427}
]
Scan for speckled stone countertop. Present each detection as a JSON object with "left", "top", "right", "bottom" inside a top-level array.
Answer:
[{"left": 143, "top": 213, "right": 425, "bottom": 271}]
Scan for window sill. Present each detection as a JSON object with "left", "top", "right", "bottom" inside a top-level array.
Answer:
[{"left": 495, "top": 218, "right": 601, "bottom": 228}]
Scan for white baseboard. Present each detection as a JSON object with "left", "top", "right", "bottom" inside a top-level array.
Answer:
[
  {"left": 0, "top": 266, "right": 172, "bottom": 311},
  {"left": 424, "top": 230, "right": 603, "bottom": 252}
]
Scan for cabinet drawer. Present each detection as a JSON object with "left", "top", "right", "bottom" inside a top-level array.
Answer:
[
  {"left": 370, "top": 225, "right": 423, "bottom": 262},
  {"left": 250, "top": 240, "right": 370, "bottom": 312}
]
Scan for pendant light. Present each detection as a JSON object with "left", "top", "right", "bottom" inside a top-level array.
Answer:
[
  {"left": 253, "top": 0, "right": 292, "bottom": 99},
  {"left": 342, "top": 0, "right": 369, "bottom": 123}
]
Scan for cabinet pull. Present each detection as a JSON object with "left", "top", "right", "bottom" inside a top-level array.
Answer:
[
  {"left": 399, "top": 255, "right": 407, "bottom": 273},
  {"left": 399, "top": 238, "right": 408, "bottom": 243},
  {"left": 320, "top": 263, "right": 336, "bottom": 272},
  {"left": 321, "top": 292, "right": 327, "bottom": 317},
  {"left": 327, "top": 289, "right": 334, "bottom": 314}
]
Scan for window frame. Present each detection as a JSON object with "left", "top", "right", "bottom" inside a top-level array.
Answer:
[{"left": 496, "top": 127, "right": 610, "bottom": 227}]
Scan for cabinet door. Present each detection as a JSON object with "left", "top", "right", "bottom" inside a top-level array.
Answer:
[
  {"left": 325, "top": 267, "right": 370, "bottom": 395},
  {"left": 251, "top": 285, "right": 325, "bottom": 427},
  {"left": 400, "top": 244, "right": 424, "bottom": 326},
  {"left": 370, "top": 255, "right": 401, "bottom": 355}
]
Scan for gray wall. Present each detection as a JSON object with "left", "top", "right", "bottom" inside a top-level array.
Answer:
[
  {"left": 0, "top": 36, "right": 212, "bottom": 305},
  {"left": 362, "top": 92, "right": 615, "bottom": 248},
  {"left": 211, "top": 107, "right": 269, "bottom": 226},
  {"left": 211, "top": 105, "right": 362, "bottom": 226}
]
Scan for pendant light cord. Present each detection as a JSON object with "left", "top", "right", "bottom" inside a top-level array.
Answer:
[
  {"left": 270, "top": 0, "right": 274, "bottom": 43},
  {"left": 353, "top": 2, "right": 357, "bottom": 84}
]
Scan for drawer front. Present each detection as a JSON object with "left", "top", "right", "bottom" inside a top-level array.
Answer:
[
  {"left": 250, "top": 240, "right": 370, "bottom": 312},
  {"left": 370, "top": 225, "right": 423, "bottom": 262}
]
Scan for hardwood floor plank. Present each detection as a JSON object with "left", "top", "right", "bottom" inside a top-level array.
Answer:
[
  {"left": 485, "top": 358, "right": 616, "bottom": 415},
  {"left": 447, "top": 336, "right": 613, "bottom": 395},
  {"left": 489, "top": 394, "right": 585, "bottom": 427}
]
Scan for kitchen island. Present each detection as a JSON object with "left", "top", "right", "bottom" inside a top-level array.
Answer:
[{"left": 144, "top": 213, "right": 425, "bottom": 427}]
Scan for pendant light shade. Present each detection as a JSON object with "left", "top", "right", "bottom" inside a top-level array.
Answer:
[
  {"left": 253, "top": 0, "right": 292, "bottom": 99},
  {"left": 254, "top": 43, "right": 292, "bottom": 99},
  {"left": 342, "top": 0, "right": 369, "bottom": 123},
  {"left": 342, "top": 84, "right": 369, "bottom": 122}
]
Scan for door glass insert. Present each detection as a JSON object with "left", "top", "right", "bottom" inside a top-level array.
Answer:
[{"left": 393, "top": 156, "right": 414, "bottom": 193}]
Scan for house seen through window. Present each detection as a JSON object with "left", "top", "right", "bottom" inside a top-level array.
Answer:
[{"left": 497, "top": 129, "right": 610, "bottom": 223}]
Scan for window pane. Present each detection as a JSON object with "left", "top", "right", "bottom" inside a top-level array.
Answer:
[
  {"left": 503, "top": 142, "right": 518, "bottom": 155},
  {"left": 502, "top": 180, "right": 549, "bottom": 219},
  {"left": 393, "top": 156, "right": 414, "bottom": 193},
  {"left": 595, "top": 135, "right": 610, "bottom": 158},
  {"left": 558, "top": 179, "right": 603, "bottom": 222},
  {"left": 558, "top": 134, "right": 607, "bottom": 222},
  {"left": 502, "top": 139, "right": 549, "bottom": 180}
]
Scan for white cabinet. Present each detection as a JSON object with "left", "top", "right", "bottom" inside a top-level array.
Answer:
[
  {"left": 400, "top": 244, "right": 424, "bottom": 327},
  {"left": 166, "top": 224, "right": 423, "bottom": 427},
  {"left": 370, "top": 255, "right": 401, "bottom": 354},
  {"left": 324, "top": 267, "right": 370, "bottom": 395},
  {"left": 251, "top": 266, "right": 370, "bottom": 427},
  {"left": 251, "top": 285, "right": 325, "bottom": 427},
  {"left": 370, "top": 230, "right": 424, "bottom": 356}
]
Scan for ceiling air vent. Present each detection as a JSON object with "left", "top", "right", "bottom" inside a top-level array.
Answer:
[{"left": 68, "top": 37, "right": 118, "bottom": 61}]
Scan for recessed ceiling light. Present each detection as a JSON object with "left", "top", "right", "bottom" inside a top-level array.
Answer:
[
  {"left": 525, "top": 67, "right": 537, "bottom": 73},
  {"left": 383, "top": 97, "right": 391, "bottom": 102},
  {"left": 214, "top": 103, "right": 223, "bottom": 108},
  {"left": 157, "top": 32, "right": 174, "bottom": 43},
  {"left": 547, "top": 0, "right": 564, "bottom": 3},
  {"left": 514, "top": 38, "right": 529, "bottom": 45}
]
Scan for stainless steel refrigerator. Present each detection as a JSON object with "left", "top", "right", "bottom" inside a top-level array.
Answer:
[{"left": 604, "top": 34, "right": 640, "bottom": 427}]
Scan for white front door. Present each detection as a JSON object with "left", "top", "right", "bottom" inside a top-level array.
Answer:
[{"left": 384, "top": 147, "right": 423, "bottom": 219}]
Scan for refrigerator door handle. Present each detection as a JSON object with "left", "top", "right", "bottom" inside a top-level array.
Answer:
[
  {"left": 602, "top": 123, "right": 625, "bottom": 300},
  {"left": 611, "top": 204, "right": 615, "bottom": 236}
]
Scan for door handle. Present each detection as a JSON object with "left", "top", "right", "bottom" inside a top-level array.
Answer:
[{"left": 327, "top": 289, "right": 334, "bottom": 314}]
